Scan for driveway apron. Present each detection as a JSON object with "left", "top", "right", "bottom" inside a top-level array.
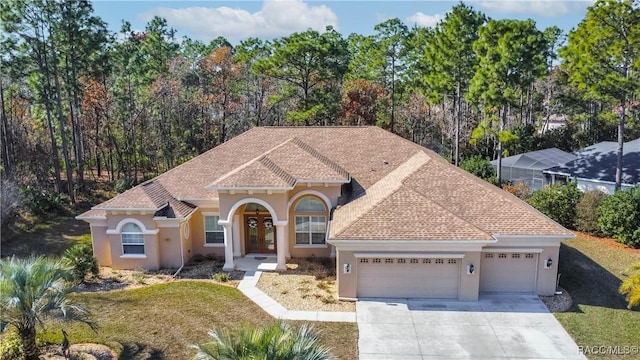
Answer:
[{"left": 356, "top": 294, "right": 586, "bottom": 360}]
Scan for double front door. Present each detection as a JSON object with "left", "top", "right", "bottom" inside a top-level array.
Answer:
[{"left": 245, "top": 214, "right": 276, "bottom": 253}]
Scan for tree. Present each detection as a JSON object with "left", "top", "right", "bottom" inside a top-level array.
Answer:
[
  {"left": 620, "top": 263, "right": 640, "bottom": 309},
  {"left": 560, "top": 0, "right": 640, "bottom": 190},
  {"left": 254, "top": 27, "right": 349, "bottom": 126},
  {"left": 424, "top": 3, "right": 486, "bottom": 166},
  {"left": 460, "top": 155, "right": 496, "bottom": 183},
  {"left": 468, "top": 19, "right": 548, "bottom": 185},
  {"left": 528, "top": 182, "right": 582, "bottom": 228},
  {"left": 194, "top": 321, "right": 333, "bottom": 360},
  {"left": 0, "top": 256, "right": 93, "bottom": 360}
]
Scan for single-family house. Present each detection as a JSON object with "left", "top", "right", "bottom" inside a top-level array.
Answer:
[
  {"left": 78, "top": 127, "right": 573, "bottom": 301},
  {"left": 490, "top": 148, "right": 577, "bottom": 190},
  {"left": 543, "top": 138, "right": 640, "bottom": 194}
]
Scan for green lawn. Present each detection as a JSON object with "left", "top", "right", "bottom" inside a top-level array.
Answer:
[
  {"left": 38, "top": 281, "right": 358, "bottom": 359},
  {"left": 556, "top": 234, "right": 640, "bottom": 360}
]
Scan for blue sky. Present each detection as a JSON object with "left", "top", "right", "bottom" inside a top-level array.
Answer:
[{"left": 92, "top": 0, "right": 592, "bottom": 44}]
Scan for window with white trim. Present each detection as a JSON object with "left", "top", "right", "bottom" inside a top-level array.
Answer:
[
  {"left": 204, "top": 215, "right": 224, "bottom": 245},
  {"left": 294, "top": 196, "right": 327, "bottom": 245},
  {"left": 122, "top": 223, "right": 144, "bottom": 255}
]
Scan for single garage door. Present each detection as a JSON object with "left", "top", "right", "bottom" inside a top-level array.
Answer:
[
  {"left": 480, "top": 252, "right": 537, "bottom": 293},
  {"left": 357, "top": 257, "right": 460, "bottom": 298}
]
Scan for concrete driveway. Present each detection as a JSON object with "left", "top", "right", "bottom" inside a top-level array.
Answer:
[{"left": 357, "top": 295, "right": 586, "bottom": 360}]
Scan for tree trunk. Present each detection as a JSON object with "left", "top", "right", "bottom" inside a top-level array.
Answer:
[
  {"left": 497, "top": 106, "right": 506, "bottom": 187},
  {"left": 454, "top": 82, "right": 461, "bottom": 167},
  {"left": 0, "top": 82, "right": 12, "bottom": 176},
  {"left": 20, "top": 326, "right": 38, "bottom": 360},
  {"left": 49, "top": 28, "right": 75, "bottom": 203},
  {"left": 615, "top": 93, "right": 626, "bottom": 191}
]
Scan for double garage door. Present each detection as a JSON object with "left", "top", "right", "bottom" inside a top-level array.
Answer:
[
  {"left": 357, "top": 257, "right": 460, "bottom": 298},
  {"left": 480, "top": 252, "right": 538, "bottom": 293}
]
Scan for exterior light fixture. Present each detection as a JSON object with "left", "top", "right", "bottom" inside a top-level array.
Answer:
[
  {"left": 545, "top": 258, "right": 553, "bottom": 268},
  {"left": 467, "top": 263, "right": 475, "bottom": 275}
]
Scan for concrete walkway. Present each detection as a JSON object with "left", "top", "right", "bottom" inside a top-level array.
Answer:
[{"left": 237, "top": 269, "right": 356, "bottom": 323}]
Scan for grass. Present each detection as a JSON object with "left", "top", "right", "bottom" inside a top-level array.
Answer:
[
  {"left": 556, "top": 233, "right": 640, "bottom": 360},
  {"left": 36, "top": 282, "right": 358, "bottom": 359}
]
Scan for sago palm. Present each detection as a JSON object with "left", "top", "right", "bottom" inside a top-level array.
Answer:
[
  {"left": 620, "top": 263, "right": 640, "bottom": 309},
  {"left": 194, "top": 321, "right": 333, "bottom": 360},
  {"left": 0, "top": 256, "right": 94, "bottom": 360}
]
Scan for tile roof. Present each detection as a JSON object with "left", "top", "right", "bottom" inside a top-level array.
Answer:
[{"left": 82, "top": 126, "right": 572, "bottom": 238}]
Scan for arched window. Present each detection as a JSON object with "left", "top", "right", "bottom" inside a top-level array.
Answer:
[
  {"left": 121, "top": 222, "right": 144, "bottom": 255},
  {"left": 294, "top": 196, "right": 327, "bottom": 245}
]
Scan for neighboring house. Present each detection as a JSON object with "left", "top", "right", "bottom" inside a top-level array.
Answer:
[
  {"left": 490, "top": 148, "right": 577, "bottom": 190},
  {"left": 540, "top": 114, "right": 568, "bottom": 134},
  {"left": 78, "top": 127, "right": 573, "bottom": 301},
  {"left": 543, "top": 138, "right": 640, "bottom": 194}
]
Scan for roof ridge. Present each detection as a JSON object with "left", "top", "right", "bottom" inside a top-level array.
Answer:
[
  {"left": 258, "top": 156, "right": 297, "bottom": 187},
  {"left": 206, "top": 138, "right": 296, "bottom": 188},
  {"left": 291, "top": 137, "right": 351, "bottom": 179},
  {"left": 330, "top": 151, "right": 431, "bottom": 238}
]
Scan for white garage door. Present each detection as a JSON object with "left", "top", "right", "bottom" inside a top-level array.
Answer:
[
  {"left": 480, "top": 252, "right": 537, "bottom": 293},
  {"left": 357, "top": 258, "right": 460, "bottom": 298}
]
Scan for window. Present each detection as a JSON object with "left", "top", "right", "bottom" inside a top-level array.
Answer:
[
  {"left": 525, "top": 253, "right": 534, "bottom": 259},
  {"left": 485, "top": 253, "right": 494, "bottom": 258},
  {"left": 448, "top": 259, "right": 457, "bottom": 264},
  {"left": 373, "top": 258, "right": 381, "bottom": 263},
  {"left": 498, "top": 253, "right": 507, "bottom": 259},
  {"left": 122, "top": 223, "right": 144, "bottom": 255},
  {"left": 512, "top": 254, "right": 520, "bottom": 259},
  {"left": 397, "top": 259, "right": 406, "bottom": 264},
  {"left": 294, "top": 196, "right": 327, "bottom": 245},
  {"left": 435, "top": 259, "right": 444, "bottom": 264},
  {"left": 204, "top": 215, "right": 224, "bottom": 245},
  {"left": 385, "top": 258, "right": 394, "bottom": 264},
  {"left": 423, "top": 259, "right": 431, "bottom": 264},
  {"left": 360, "top": 259, "right": 369, "bottom": 263},
  {"left": 410, "top": 259, "right": 418, "bottom": 264}
]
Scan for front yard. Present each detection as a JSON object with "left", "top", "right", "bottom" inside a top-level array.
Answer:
[{"left": 556, "top": 233, "right": 640, "bottom": 360}]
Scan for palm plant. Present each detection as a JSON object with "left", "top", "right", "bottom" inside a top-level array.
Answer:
[
  {"left": 194, "top": 321, "right": 333, "bottom": 360},
  {"left": 620, "top": 263, "right": 640, "bottom": 310},
  {"left": 63, "top": 244, "right": 99, "bottom": 283},
  {"left": 0, "top": 256, "right": 94, "bottom": 360}
]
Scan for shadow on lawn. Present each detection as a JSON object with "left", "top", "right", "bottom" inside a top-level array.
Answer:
[
  {"left": 119, "top": 342, "right": 165, "bottom": 360},
  {"left": 558, "top": 243, "right": 628, "bottom": 311}
]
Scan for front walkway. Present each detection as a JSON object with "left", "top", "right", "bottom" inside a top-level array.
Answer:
[{"left": 236, "top": 256, "right": 356, "bottom": 323}]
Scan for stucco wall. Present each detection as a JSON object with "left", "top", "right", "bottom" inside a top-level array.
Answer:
[
  {"left": 537, "top": 245, "right": 561, "bottom": 296},
  {"left": 190, "top": 208, "right": 225, "bottom": 258},
  {"left": 158, "top": 226, "right": 182, "bottom": 269},
  {"left": 90, "top": 224, "right": 111, "bottom": 266}
]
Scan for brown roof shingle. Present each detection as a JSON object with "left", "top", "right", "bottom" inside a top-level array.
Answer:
[{"left": 84, "top": 126, "right": 572, "bottom": 238}]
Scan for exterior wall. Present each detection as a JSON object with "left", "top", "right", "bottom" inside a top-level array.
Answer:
[
  {"left": 191, "top": 208, "right": 225, "bottom": 258},
  {"left": 458, "top": 251, "right": 481, "bottom": 301},
  {"left": 180, "top": 219, "right": 194, "bottom": 263},
  {"left": 102, "top": 214, "right": 160, "bottom": 270},
  {"left": 287, "top": 186, "right": 339, "bottom": 258},
  {"left": 157, "top": 226, "right": 182, "bottom": 269},
  {"left": 337, "top": 250, "right": 358, "bottom": 299},
  {"left": 537, "top": 246, "right": 561, "bottom": 296},
  {"left": 577, "top": 179, "right": 637, "bottom": 195},
  {"left": 90, "top": 224, "right": 111, "bottom": 266}
]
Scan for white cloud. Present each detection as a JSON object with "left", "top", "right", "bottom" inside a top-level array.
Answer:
[
  {"left": 137, "top": 0, "right": 338, "bottom": 43},
  {"left": 406, "top": 12, "right": 443, "bottom": 28},
  {"left": 473, "top": 1, "right": 571, "bottom": 17}
]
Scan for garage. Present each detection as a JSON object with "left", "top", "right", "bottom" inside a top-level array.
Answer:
[
  {"left": 356, "top": 257, "right": 460, "bottom": 298},
  {"left": 480, "top": 252, "right": 537, "bottom": 293}
]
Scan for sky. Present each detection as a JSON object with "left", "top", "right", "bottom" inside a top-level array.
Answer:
[{"left": 91, "top": 0, "right": 593, "bottom": 44}]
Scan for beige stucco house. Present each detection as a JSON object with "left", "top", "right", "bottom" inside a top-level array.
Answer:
[{"left": 78, "top": 127, "right": 573, "bottom": 301}]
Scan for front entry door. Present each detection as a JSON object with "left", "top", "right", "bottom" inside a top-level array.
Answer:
[{"left": 245, "top": 214, "right": 277, "bottom": 253}]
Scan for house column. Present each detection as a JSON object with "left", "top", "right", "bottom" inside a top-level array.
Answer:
[
  {"left": 222, "top": 224, "right": 235, "bottom": 271},
  {"left": 275, "top": 224, "right": 287, "bottom": 271}
]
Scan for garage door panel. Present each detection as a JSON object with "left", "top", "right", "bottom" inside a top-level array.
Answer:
[
  {"left": 480, "top": 253, "right": 537, "bottom": 293},
  {"left": 357, "top": 258, "right": 460, "bottom": 299}
]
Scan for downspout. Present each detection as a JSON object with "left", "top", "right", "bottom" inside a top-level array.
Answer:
[{"left": 172, "top": 221, "right": 185, "bottom": 278}]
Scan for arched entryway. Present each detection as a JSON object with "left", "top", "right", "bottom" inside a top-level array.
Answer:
[{"left": 243, "top": 203, "right": 276, "bottom": 254}]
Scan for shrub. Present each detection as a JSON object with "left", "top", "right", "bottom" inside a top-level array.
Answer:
[
  {"left": 212, "top": 272, "right": 230, "bottom": 283},
  {"left": 18, "top": 185, "right": 66, "bottom": 216},
  {"left": 619, "top": 263, "right": 640, "bottom": 309},
  {"left": 114, "top": 178, "right": 136, "bottom": 193},
  {"left": 0, "top": 328, "right": 23, "bottom": 359},
  {"left": 502, "top": 182, "right": 532, "bottom": 201},
  {"left": 460, "top": 155, "right": 496, "bottom": 184},
  {"left": 575, "top": 190, "right": 608, "bottom": 234},
  {"left": 528, "top": 182, "right": 582, "bottom": 228},
  {"left": 63, "top": 245, "right": 99, "bottom": 283},
  {"left": 597, "top": 187, "right": 640, "bottom": 247}
]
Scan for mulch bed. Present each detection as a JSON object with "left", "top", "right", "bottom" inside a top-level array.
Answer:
[{"left": 540, "top": 287, "right": 573, "bottom": 312}]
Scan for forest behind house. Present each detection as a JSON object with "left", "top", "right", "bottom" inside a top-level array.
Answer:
[{"left": 1, "top": 0, "right": 639, "bottom": 223}]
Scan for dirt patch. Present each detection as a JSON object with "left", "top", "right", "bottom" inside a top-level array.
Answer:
[
  {"left": 257, "top": 257, "right": 355, "bottom": 312},
  {"left": 540, "top": 287, "right": 573, "bottom": 312},
  {"left": 76, "top": 255, "right": 244, "bottom": 292},
  {"left": 572, "top": 231, "right": 640, "bottom": 254},
  {"left": 39, "top": 343, "right": 116, "bottom": 360}
]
